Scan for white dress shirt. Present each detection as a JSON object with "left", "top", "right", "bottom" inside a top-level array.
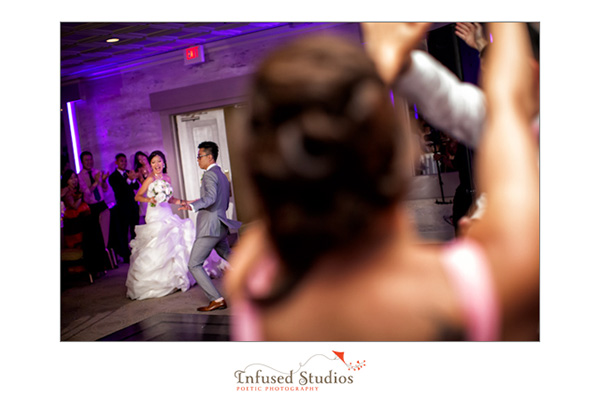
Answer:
[{"left": 117, "top": 168, "right": 135, "bottom": 185}]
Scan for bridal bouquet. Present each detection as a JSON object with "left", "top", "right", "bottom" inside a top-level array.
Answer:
[{"left": 147, "top": 179, "right": 173, "bottom": 207}]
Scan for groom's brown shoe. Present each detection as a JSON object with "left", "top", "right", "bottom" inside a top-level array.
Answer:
[{"left": 197, "top": 299, "right": 227, "bottom": 312}]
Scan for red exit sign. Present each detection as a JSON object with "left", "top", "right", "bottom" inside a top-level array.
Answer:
[{"left": 184, "top": 45, "right": 205, "bottom": 65}]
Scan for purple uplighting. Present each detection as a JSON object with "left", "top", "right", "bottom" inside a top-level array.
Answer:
[
  {"left": 490, "top": 33, "right": 493, "bottom": 43},
  {"left": 413, "top": 104, "right": 419, "bottom": 119},
  {"left": 67, "top": 101, "right": 82, "bottom": 173},
  {"left": 390, "top": 90, "right": 395, "bottom": 107}
]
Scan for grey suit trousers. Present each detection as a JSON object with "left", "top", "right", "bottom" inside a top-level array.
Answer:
[{"left": 188, "top": 222, "right": 231, "bottom": 302}]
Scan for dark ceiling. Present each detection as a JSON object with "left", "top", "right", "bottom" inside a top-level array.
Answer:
[
  {"left": 60, "top": 22, "right": 289, "bottom": 82},
  {"left": 61, "top": 22, "right": 455, "bottom": 84}
]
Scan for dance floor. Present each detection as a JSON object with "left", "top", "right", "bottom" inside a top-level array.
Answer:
[
  {"left": 99, "top": 313, "right": 230, "bottom": 341},
  {"left": 61, "top": 198, "right": 454, "bottom": 342},
  {"left": 60, "top": 263, "right": 231, "bottom": 341}
]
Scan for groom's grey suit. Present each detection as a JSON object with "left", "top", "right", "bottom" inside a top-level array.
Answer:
[{"left": 188, "top": 164, "right": 241, "bottom": 301}]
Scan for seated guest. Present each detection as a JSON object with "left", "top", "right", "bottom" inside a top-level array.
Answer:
[
  {"left": 61, "top": 169, "right": 108, "bottom": 277},
  {"left": 61, "top": 169, "right": 90, "bottom": 249}
]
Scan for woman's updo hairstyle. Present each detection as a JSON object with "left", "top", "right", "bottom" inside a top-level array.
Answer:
[{"left": 245, "top": 34, "right": 409, "bottom": 299}]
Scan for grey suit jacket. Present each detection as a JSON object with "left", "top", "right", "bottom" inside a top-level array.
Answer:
[{"left": 190, "top": 165, "right": 241, "bottom": 237}]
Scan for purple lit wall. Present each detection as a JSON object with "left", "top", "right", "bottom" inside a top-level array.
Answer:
[{"left": 69, "top": 23, "right": 361, "bottom": 179}]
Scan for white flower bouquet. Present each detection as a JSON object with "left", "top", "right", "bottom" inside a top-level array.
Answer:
[{"left": 147, "top": 179, "right": 173, "bottom": 207}]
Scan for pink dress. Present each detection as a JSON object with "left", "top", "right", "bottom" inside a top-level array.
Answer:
[{"left": 231, "top": 238, "right": 500, "bottom": 341}]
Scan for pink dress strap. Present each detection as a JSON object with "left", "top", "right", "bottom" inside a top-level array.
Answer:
[
  {"left": 233, "top": 239, "right": 500, "bottom": 341},
  {"left": 231, "top": 256, "right": 278, "bottom": 341},
  {"left": 442, "top": 238, "right": 501, "bottom": 341},
  {"left": 231, "top": 298, "right": 263, "bottom": 341}
]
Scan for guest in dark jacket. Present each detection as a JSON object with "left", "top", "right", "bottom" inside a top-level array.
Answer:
[{"left": 108, "top": 153, "right": 140, "bottom": 263}]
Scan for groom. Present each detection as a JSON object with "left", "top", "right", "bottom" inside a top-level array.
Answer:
[{"left": 180, "top": 141, "right": 241, "bottom": 311}]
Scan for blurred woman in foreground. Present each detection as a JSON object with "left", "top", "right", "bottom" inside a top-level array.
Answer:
[{"left": 227, "top": 23, "right": 539, "bottom": 341}]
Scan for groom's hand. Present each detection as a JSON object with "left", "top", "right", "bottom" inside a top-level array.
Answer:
[{"left": 179, "top": 200, "right": 192, "bottom": 211}]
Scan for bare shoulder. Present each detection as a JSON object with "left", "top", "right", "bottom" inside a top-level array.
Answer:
[
  {"left": 263, "top": 243, "right": 464, "bottom": 340},
  {"left": 141, "top": 175, "right": 156, "bottom": 189}
]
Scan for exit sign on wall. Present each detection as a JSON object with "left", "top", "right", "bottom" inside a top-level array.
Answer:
[{"left": 184, "top": 45, "right": 205, "bottom": 65}]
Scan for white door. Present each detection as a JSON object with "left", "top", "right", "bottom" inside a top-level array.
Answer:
[{"left": 175, "top": 108, "right": 237, "bottom": 222}]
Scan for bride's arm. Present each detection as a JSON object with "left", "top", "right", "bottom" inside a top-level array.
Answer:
[
  {"left": 135, "top": 176, "right": 156, "bottom": 204},
  {"left": 163, "top": 174, "right": 183, "bottom": 205}
]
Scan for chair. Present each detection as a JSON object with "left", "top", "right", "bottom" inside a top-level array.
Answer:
[
  {"left": 61, "top": 226, "right": 94, "bottom": 284},
  {"left": 61, "top": 247, "right": 94, "bottom": 284}
]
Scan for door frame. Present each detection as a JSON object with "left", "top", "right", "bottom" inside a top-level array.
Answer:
[
  {"left": 174, "top": 108, "right": 237, "bottom": 221},
  {"left": 150, "top": 76, "right": 249, "bottom": 219}
]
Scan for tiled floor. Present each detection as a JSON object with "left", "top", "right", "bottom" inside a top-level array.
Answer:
[
  {"left": 60, "top": 265, "right": 230, "bottom": 341},
  {"left": 99, "top": 313, "right": 230, "bottom": 341},
  {"left": 60, "top": 198, "right": 455, "bottom": 342}
]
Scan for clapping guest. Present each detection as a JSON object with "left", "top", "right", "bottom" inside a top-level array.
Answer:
[
  {"left": 77, "top": 151, "right": 111, "bottom": 272},
  {"left": 108, "top": 153, "right": 140, "bottom": 263},
  {"left": 134, "top": 151, "right": 151, "bottom": 183},
  {"left": 62, "top": 169, "right": 107, "bottom": 277},
  {"left": 61, "top": 169, "right": 90, "bottom": 248},
  {"left": 78, "top": 151, "right": 109, "bottom": 214},
  {"left": 134, "top": 151, "right": 151, "bottom": 224}
]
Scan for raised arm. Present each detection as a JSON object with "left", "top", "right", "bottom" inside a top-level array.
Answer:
[
  {"left": 455, "top": 22, "right": 488, "bottom": 52},
  {"left": 466, "top": 23, "right": 539, "bottom": 328},
  {"left": 362, "top": 22, "right": 485, "bottom": 148},
  {"left": 361, "top": 22, "right": 431, "bottom": 85},
  {"left": 396, "top": 50, "right": 486, "bottom": 148}
]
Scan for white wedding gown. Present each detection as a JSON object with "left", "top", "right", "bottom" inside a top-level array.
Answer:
[{"left": 126, "top": 201, "right": 195, "bottom": 300}]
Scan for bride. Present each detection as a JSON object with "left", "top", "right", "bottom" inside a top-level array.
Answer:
[{"left": 126, "top": 150, "right": 195, "bottom": 300}]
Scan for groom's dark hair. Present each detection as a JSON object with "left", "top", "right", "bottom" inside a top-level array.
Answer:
[{"left": 198, "top": 141, "right": 219, "bottom": 162}]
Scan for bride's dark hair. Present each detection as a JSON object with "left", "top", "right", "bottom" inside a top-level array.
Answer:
[
  {"left": 244, "top": 34, "right": 410, "bottom": 304},
  {"left": 148, "top": 150, "right": 167, "bottom": 173}
]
